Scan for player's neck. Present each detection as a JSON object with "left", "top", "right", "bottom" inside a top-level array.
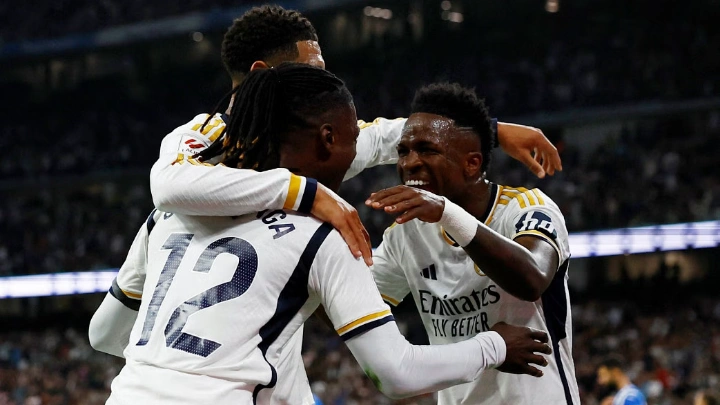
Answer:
[
  {"left": 278, "top": 149, "right": 341, "bottom": 193},
  {"left": 454, "top": 179, "right": 493, "bottom": 221}
]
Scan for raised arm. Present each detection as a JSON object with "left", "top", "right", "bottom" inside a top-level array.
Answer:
[
  {"left": 150, "top": 114, "right": 372, "bottom": 264},
  {"left": 151, "top": 115, "right": 560, "bottom": 217},
  {"left": 346, "top": 117, "right": 562, "bottom": 180},
  {"left": 150, "top": 115, "right": 561, "bottom": 265}
]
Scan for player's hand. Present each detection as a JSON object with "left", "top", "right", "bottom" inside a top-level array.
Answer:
[
  {"left": 497, "top": 122, "right": 562, "bottom": 178},
  {"left": 491, "top": 322, "right": 552, "bottom": 377},
  {"left": 312, "top": 183, "right": 373, "bottom": 266},
  {"left": 365, "top": 185, "right": 445, "bottom": 224}
]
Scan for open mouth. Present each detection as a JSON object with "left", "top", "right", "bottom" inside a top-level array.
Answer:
[{"left": 404, "top": 180, "right": 429, "bottom": 187}]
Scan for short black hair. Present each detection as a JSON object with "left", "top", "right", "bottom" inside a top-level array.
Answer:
[
  {"left": 221, "top": 5, "right": 318, "bottom": 79},
  {"left": 598, "top": 355, "right": 624, "bottom": 371},
  {"left": 411, "top": 83, "right": 495, "bottom": 173},
  {"left": 197, "top": 63, "right": 353, "bottom": 171}
]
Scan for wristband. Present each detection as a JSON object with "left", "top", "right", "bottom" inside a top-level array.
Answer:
[{"left": 438, "top": 197, "right": 478, "bottom": 247}]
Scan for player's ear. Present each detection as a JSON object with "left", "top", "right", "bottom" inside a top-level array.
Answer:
[
  {"left": 316, "top": 123, "right": 334, "bottom": 161},
  {"left": 249, "top": 60, "right": 271, "bottom": 71},
  {"left": 464, "top": 152, "right": 483, "bottom": 178}
]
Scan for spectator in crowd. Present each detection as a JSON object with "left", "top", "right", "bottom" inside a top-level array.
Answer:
[{"left": 597, "top": 356, "right": 648, "bottom": 405}]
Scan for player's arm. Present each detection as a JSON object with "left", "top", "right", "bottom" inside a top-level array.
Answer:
[
  {"left": 346, "top": 117, "right": 561, "bottom": 180},
  {"left": 310, "top": 226, "right": 550, "bottom": 399},
  {"left": 366, "top": 187, "right": 564, "bottom": 301},
  {"left": 150, "top": 126, "right": 372, "bottom": 265},
  {"left": 88, "top": 211, "right": 156, "bottom": 357}
]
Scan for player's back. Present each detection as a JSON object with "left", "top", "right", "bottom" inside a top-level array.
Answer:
[{"left": 108, "top": 209, "right": 330, "bottom": 405}]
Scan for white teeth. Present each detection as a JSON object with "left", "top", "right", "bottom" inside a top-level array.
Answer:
[{"left": 405, "top": 180, "right": 429, "bottom": 186}]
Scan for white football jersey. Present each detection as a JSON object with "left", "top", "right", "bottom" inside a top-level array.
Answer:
[
  {"left": 372, "top": 184, "right": 580, "bottom": 405},
  {"left": 150, "top": 113, "right": 405, "bottom": 217},
  {"left": 108, "top": 209, "right": 392, "bottom": 405}
]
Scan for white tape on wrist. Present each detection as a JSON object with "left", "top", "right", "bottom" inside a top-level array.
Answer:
[{"left": 438, "top": 197, "right": 479, "bottom": 247}]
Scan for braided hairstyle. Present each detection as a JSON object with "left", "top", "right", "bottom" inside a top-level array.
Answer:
[
  {"left": 197, "top": 63, "right": 353, "bottom": 171},
  {"left": 221, "top": 5, "right": 318, "bottom": 80},
  {"left": 411, "top": 83, "right": 495, "bottom": 173}
]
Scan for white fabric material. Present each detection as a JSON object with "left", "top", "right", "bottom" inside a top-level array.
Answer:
[
  {"left": 108, "top": 211, "right": 389, "bottom": 405},
  {"left": 150, "top": 114, "right": 406, "bottom": 217},
  {"left": 438, "top": 197, "right": 481, "bottom": 247},
  {"left": 150, "top": 113, "right": 293, "bottom": 216},
  {"left": 372, "top": 185, "right": 579, "bottom": 405},
  {"left": 89, "top": 293, "right": 138, "bottom": 358},
  {"left": 346, "top": 322, "right": 505, "bottom": 399},
  {"left": 344, "top": 117, "right": 406, "bottom": 180},
  {"left": 114, "top": 215, "right": 155, "bottom": 297}
]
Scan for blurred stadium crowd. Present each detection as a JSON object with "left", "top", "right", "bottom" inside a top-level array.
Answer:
[{"left": 1, "top": 0, "right": 719, "bottom": 404}]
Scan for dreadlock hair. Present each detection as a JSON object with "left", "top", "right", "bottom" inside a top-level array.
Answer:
[
  {"left": 221, "top": 5, "right": 318, "bottom": 80},
  {"left": 197, "top": 63, "right": 353, "bottom": 171},
  {"left": 411, "top": 83, "right": 495, "bottom": 173}
]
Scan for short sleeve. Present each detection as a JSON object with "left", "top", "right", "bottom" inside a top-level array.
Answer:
[
  {"left": 502, "top": 188, "right": 571, "bottom": 265},
  {"left": 309, "top": 229, "right": 394, "bottom": 341},
  {"left": 114, "top": 210, "right": 158, "bottom": 299}
]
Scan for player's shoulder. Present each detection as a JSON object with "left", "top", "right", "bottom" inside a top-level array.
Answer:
[
  {"left": 357, "top": 117, "right": 404, "bottom": 130},
  {"left": 167, "top": 113, "right": 226, "bottom": 139},
  {"left": 497, "top": 185, "right": 558, "bottom": 210},
  {"left": 492, "top": 184, "right": 568, "bottom": 237}
]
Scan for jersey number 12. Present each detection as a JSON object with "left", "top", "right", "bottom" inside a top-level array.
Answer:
[{"left": 136, "top": 233, "right": 258, "bottom": 357}]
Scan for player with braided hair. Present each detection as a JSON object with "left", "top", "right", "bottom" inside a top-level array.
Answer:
[
  {"left": 149, "top": 5, "right": 563, "bottom": 268},
  {"left": 96, "top": 64, "right": 551, "bottom": 405}
]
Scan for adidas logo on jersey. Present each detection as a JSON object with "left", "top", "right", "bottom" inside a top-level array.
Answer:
[{"left": 420, "top": 264, "right": 437, "bottom": 280}]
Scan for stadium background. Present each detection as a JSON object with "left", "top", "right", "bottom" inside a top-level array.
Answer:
[{"left": 1, "top": 0, "right": 719, "bottom": 403}]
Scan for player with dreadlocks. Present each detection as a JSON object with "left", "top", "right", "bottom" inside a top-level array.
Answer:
[
  {"left": 148, "top": 5, "right": 563, "bottom": 269},
  {"left": 94, "top": 63, "right": 551, "bottom": 405}
]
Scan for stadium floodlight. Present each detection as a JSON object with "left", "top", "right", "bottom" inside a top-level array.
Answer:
[
  {"left": 1, "top": 220, "right": 718, "bottom": 298},
  {"left": 0, "top": 271, "right": 116, "bottom": 299},
  {"left": 568, "top": 220, "right": 720, "bottom": 257}
]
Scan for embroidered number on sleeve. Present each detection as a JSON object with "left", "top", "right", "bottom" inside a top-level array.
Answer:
[{"left": 515, "top": 211, "right": 558, "bottom": 240}]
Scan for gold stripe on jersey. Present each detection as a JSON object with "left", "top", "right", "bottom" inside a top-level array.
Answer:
[
  {"left": 283, "top": 174, "right": 303, "bottom": 210},
  {"left": 191, "top": 116, "right": 226, "bottom": 141},
  {"left": 502, "top": 186, "right": 528, "bottom": 194},
  {"left": 473, "top": 264, "right": 487, "bottom": 277},
  {"left": 381, "top": 294, "right": 400, "bottom": 306},
  {"left": 441, "top": 228, "right": 459, "bottom": 247},
  {"left": 173, "top": 153, "right": 186, "bottom": 165},
  {"left": 524, "top": 190, "right": 537, "bottom": 206},
  {"left": 187, "top": 157, "right": 213, "bottom": 167},
  {"left": 498, "top": 187, "right": 545, "bottom": 209},
  {"left": 514, "top": 230, "right": 561, "bottom": 258},
  {"left": 532, "top": 189, "right": 545, "bottom": 205},
  {"left": 357, "top": 118, "right": 381, "bottom": 130},
  {"left": 336, "top": 309, "right": 393, "bottom": 335},
  {"left": 121, "top": 289, "right": 142, "bottom": 300}
]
